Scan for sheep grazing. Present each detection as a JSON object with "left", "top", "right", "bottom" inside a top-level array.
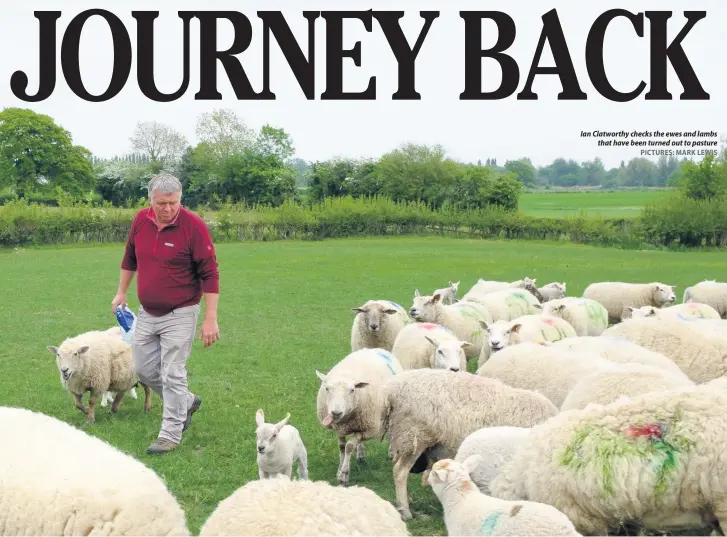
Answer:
[
  {"left": 0, "top": 406, "right": 190, "bottom": 535},
  {"left": 315, "top": 348, "right": 403, "bottom": 486},
  {"left": 463, "top": 288, "right": 542, "bottom": 322},
  {"left": 582, "top": 281, "right": 677, "bottom": 324},
  {"left": 538, "top": 282, "right": 567, "bottom": 302},
  {"left": 47, "top": 327, "right": 151, "bottom": 423},
  {"left": 409, "top": 290, "right": 492, "bottom": 361},
  {"left": 481, "top": 315, "right": 576, "bottom": 362},
  {"left": 433, "top": 280, "right": 460, "bottom": 305},
  {"left": 542, "top": 297, "right": 609, "bottom": 336},
  {"left": 380, "top": 368, "right": 558, "bottom": 520},
  {"left": 199, "top": 475, "right": 410, "bottom": 536},
  {"left": 429, "top": 457, "right": 581, "bottom": 537},
  {"left": 683, "top": 280, "right": 727, "bottom": 318},
  {"left": 602, "top": 317, "right": 727, "bottom": 382},
  {"left": 391, "top": 322, "right": 469, "bottom": 372},
  {"left": 621, "top": 302, "right": 721, "bottom": 321},
  {"left": 454, "top": 426, "right": 530, "bottom": 495},
  {"left": 489, "top": 383, "right": 727, "bottom": 535},
  {"left": 560, "top": 362, "right": 695, "bottom": 411},
  {"left": 350, "top": 299, "right": 411, "bottom": 352},
  {"left": 255, "top": 409, "right": 308, "bottom": 480}
]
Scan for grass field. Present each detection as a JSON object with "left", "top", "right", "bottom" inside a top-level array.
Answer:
[
  {"left": 3, "top": 235, "right": 726, "bottom": 535},
  {"left": 519, "top": 189, "right": 675, "bottom": 218}
]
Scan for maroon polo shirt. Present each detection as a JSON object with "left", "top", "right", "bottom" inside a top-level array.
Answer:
[{"left": 121, "top": 206, "right": 220, "bottom": 317}]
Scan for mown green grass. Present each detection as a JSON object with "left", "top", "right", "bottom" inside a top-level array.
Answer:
[
  {"left": 520, "top": 189, "right": 676, "bottom": 218},
  {"left": 3, "top": 235, "right": 726, "bottom": 535}
]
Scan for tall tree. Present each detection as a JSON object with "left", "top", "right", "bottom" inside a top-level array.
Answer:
[
  {"left": 129, "top": 120, "right": 188, "bottom": 164},
  {"left": 195, "top": 108, "right": 255, "bottom": 160}
]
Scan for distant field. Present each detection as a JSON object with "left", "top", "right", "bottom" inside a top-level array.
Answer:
[{"left": 519, "top": 189, "right": 676, "bottom": 218}]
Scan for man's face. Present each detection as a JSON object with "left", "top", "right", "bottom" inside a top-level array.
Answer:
[{"left": 151, "top": 190, "right": 181, "bottom": 224}]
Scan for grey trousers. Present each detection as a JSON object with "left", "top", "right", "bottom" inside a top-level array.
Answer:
[{"left": 132, "top": 303, "right": 200, "bottom": 443}]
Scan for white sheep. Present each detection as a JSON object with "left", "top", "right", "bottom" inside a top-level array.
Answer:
[
  {"left": 391, "top": 322, "right": 469, "bottom": 372},
  {"left": 550, "top": 336, "right": 689, "bottom": 378},
  {"left": 433, "top": 280, "right": 460, "bottom": 305},
  {"left": 489, "top": 383, "right": 727, "bottom": 535},
  {"left": 350, "top": 300, "right": 411, "bottom": 352},
  {"left": 315, "top": 348, "right": 403, "bottom": 486},
  {"left": 409, "top": 290, "right": 493, "bottom": 361},
  {"left": 476, "top": 342, "right": 613, "bottom": 407},
  {"left": 47, "top": 327, "right": 151, "bottom": 423},
  {"left": 602, "top": 317, "right": 727, "bottom": 382},
  {"left": 454, "top": 426, "right": 530, "bottom": 495},
  {"left": 621, "top": 301, "right": 722, "bottom": 321},
  {"left": 463, "top": 288, "right": 542, "bottom": 322},
  {"left": 481, "top": 315, "right": 577, "bottom": 363},
  {"left": 560, "top": 362, "right": 695, "bottom": 411},
  {"left": 541, "top": 297, "right": 609, "bottom": 336},
  {"left": 380, "top": 368, "right": 559, "bottom": 520},
  {"left": 683, "top": 279, "right": 727, "bottom": 318},
  {"left": 538, "top": 281, "right": 567, "bottom": 302},
  {"left": 462, "top": 278, "right": 525, "bottom": 299},
  {"left": 0, "top": 406, "right": 190, "bottom": 535},
  {"left": 582, "top": 281, "right": 676, "bottom": 324},
  {"left": 255, "top": 408, "right": 308, "bottom": 480},
  {"left": 199, "top": 474, "right": 410, "bottom": 536},
  {"left": 429, "top": 457, "right": 581, "bottom": 536}
]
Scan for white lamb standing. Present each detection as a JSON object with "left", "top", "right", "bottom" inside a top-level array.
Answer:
[
  {"left": 541, "top": 297, "right": 609, "bottom": 336},
  {"left": 489, "top": 383, "right": 727, "bottom": 535},
  {"left": 683, "top": 280, "right": 727, "bottom": 318},
  {"left": 380, "top": 368, "right": 559, "bottom": 520},
  {"left": 47, "top": 327, "right": 151, "bottom": 423},
  {"left": 476, "top": 342, "right": 613, "bottom": 408},
  {"left": 0, "top": 406, "right": 190, "bottom": 535},
  {"left": 481, "top": 315, "right": 577, "bottom": 365},
  {"left": 621, "top": 302, "right": 721, "bottom": 321},
  {"left": 582, "top": 281, "right": 676, "bottom": 324},
  {"left": 391, "top": 322, "right": 468, "bottom": 372},
  {"left": 429, "top": 457, "right": 581, "bottom": 537},
  {"left": 462, "top": 288, "right": 543, "bottom": 321},
  {"left": 433, "top": 280, "right": 460, "bottom": 305},
  {"left": 409, "top": 290, "right": 493, "bottom": 362},
  {"left": 255, "top": 408, "right": 308, "bottom": 480},
  {"left": 315, "top": 347, "right": 403, "bottom": 486},
  {"left": 350, "top": 299, "right": 411, "bottom": 352},
  {"left": 454, "top": 426, "right": 531, "bottom": 495},
  {"left": 560, "top": 362, "right": 695, "bottom": 411},
  {"left": 538, "top": 282, "right": 567, "bottom": 302},
  {"left": 602, "top": 317, "right": 727, "bottom": 382},
  {"left": 198, "top": 474, "right": 410, "bottom": 536}
]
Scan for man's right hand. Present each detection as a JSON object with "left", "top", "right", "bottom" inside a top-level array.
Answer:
[{"left": 111, "top": 292, "right": 127, "bottom": 313}]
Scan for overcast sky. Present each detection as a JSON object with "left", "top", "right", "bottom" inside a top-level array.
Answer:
[{"left": 1, "top": 0, "right": 725, "bottom": 169}]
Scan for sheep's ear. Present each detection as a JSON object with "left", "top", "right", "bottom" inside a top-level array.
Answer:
[
  {"left": 430, "top": 468, "right": 447, "bottom": 483},
  {"left": 275, "top": 413, "right": 291, "bottom": 431},
  {"left": 315, "top": 370, "right": 327, "bottom": 383},
  {"left": 352, "top": 307, "right": 365, "bottom": 313},
  {"left": 384, "top": 309, "right": 398, "bottom": 315},
  {"left": 47, "top": 345, "right": 58, "bottom": 355},
  {"left": 460, "top": 341, "right": 472, "bottom": 349},
  {"left": 424, "top": 335, "right": 438, "bottom": 347},
  {"left": 533, "top": 303, "right": 543, "bottom": 310},
  {"left": 479, "top": 320, "right": 489, "bottom": 330},
  {"left": 554, "top": 304, "right": 566, "bottom": 313},
  {"left": 510, "top": 324, "right": 522, "bottom": 334},
  {"left": 353, "top": 381, "right": 369, "bottom": 389},
  {"left": 432, "top": 293, "right": 441, "bottom": 303},
  {"left": 462, "top": 455, "right": 482, "bottom": 474},
  {"left": 256, "top": 409, "right": 265, "bottom": 426},
  {"left": 77, "top": 345, "right": 90, "bottom": 355},
  {"left": 414, "top": 289, "right": 420, "bottom": 297}
]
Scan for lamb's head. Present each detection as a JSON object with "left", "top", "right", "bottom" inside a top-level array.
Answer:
[
  {"left": 315, "top": 370, "right": 368, "bottom": 428},
  {"left": 255, "top": 408, "right": 290, "bottom": 456},
  {"left": 409, "top": 289, "right": 442, "bottom": 321},
  {"left": 622, "top": 305, "right": 658, "bottom": 321},
  {"left": 352, "top": 300, "right": 400, "bottom": 334},
  {"left": 481, "top": 319, "right": 520, "bottom": 352},
  {"left": 543, "top": 282, "right": 566, "bottom": 298},
  {"left": 424, "top": 336, "right": 470, "bottom": 372},
  {"left": 428, "top": 456, "right": 482, "bottom": 498},
  {"left": 449, "top": 280, "right": 460, "bottom": 294},
  {"left": 47, "top": 340, "right": 90, "bottom": 382},
  {"left": 652, "top": 283, "right": 677, "bottom": 306},
  {"left": 543, "top": 302, "right": 567, "bottom": 318}
]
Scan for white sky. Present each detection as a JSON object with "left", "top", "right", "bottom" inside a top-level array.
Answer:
[{"left": 1, "top": 0, "right": 725, "bottom": 169}]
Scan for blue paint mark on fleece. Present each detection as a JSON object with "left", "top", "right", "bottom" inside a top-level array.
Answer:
[
  {"left": 375, "top": 350, "right": 397, "bottom": 375},
  {"left": 478, "top": 510, "right": 504, "bottom": 536}
]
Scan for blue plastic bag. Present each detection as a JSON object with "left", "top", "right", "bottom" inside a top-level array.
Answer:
[{"left": 115, "top": 305, "right": 137, "bottom": 345}]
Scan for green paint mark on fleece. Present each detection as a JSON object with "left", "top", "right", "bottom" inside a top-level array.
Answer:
[
  {"left": 453, "top": 303, "right": 482, "bottom": 320},
  {"left": 478, "top": 510, "right": 504, "bottom": 536},
  {"left": 375, "top": 350, "right": 397, "bottom": 375},
  {"left": 558, "top": 408, "right": 693, "bottom": 499},
  {"left": 583, "top": 299, "right": 608, "bottom": 327}
]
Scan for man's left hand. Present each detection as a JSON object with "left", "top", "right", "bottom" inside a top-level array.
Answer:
[{"left": 200, "top": 318, "right": 220, "bottom": 348}]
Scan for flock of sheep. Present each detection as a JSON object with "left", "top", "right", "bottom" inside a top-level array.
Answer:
[{"left": 5, "top": 277, "right": 727, "bottom": 535}]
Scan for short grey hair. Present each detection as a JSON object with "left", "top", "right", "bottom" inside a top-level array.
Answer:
[{"left": 148, "top": 173, "right": 182, "bottom": 200}]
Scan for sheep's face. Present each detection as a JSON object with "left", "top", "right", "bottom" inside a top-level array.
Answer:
[
  {"left": 543, "top": 303, "right": 567, "bottom": 318},
  {"left": 653, "top": 284, "right": 677, "bottom": 306},
  {"left": 632, "top": 306, "right": 658, "bottom": 319},
  {"left": 428, "top": 456, "right": 481, "bottom": 498},
  {"left": 315, "top": 371, "right": 368, "bottom": 427},
  {"left": 255, "top": 409, "right": 290, "bottom": 456},
  {"left": 483, "top": 320, "right": 519, "bottom": 351},
  {"left": 425, "top": 336, "right": 468, "bottom": 372},
  {"left": 449, "top": 280, "right": 460, "bottom": 294},
  {"left": 352, "top": 301, "right": 399, "bottom": 333},
  {"left": 543, "top": 282, "right": 566, "bottom": 299},
  {"left": 410, "top": 290, "right": 441, "bottom": 321},
  {"left": 47, "top": 344, "right": 90, "bottom": 381}
]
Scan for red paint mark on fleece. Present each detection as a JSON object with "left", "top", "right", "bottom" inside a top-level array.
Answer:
[
  {"left": 543, "top": 317, "right": 554, "bottom": 325},
  {"left": 419, "top": 323, "right": 437, "bottom": 330},
  {"left": 626, "top": 423, "right": 662, "bottom": 440},
  {"left": 687, "top": 303, "right": 698, "bottom": 309}
]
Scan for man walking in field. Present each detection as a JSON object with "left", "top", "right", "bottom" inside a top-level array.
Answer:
[{"left": 111, "top": 173, "right": 220, "bottom": 455}]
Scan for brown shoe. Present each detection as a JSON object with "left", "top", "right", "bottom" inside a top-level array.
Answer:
[
  {"left": 146, "top": 438, "right": 179, "bottom": 455},
  {"left": 182, "top": 395, "right": 201, "bottom": 432}
]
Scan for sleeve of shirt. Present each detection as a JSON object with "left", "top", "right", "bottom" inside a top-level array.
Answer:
[
  {"left": 191, "top": 217, "right": 220, "bottom": 294},
  {"left": 120, "top": 213, "right": 138, "bottom": 271}
]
